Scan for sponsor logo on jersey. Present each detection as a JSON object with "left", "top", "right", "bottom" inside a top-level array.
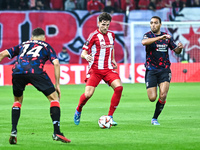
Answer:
[
  {"left": 156, "top": 44, "right": 167, "bottom": 52},
  {"left": 100, "top": 44, "right": 113, "bottom": 49}
]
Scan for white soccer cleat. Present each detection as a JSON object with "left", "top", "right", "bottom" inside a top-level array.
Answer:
[
  {"left": 109, "top": 116, "right": 118, "bottom": 126},
  {"left": 151, "top": 119, "right": 160, "bottom": 125}
]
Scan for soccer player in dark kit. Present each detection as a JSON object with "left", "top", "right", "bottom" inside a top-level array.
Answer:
[
  {"left": 0, "top": 27, "right": 71, "bottom": 144},
  {"left": 141, "top": 16, "right": 183, "bottom": 125}
]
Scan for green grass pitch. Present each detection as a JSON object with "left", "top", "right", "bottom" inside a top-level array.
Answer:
[{"left": 0, "top": 83, "right": 200, "bottom": 150}]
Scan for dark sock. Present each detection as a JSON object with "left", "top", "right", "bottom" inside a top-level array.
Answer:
[
  {"left": 11, "top": 107, "right": 21, "bottom": 132},
  {"left": 153, "top": 99, "right": 166, "bottom": 119},
  {"left": 50, "top": 106, "right": 61, "bottom": 134}
]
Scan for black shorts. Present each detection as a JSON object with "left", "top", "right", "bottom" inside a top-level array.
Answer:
[
  {"left": 145, "top": 68, "right": 171, "bottom": 89},
  {"left": 12, "top": 73, "right": 55, "bottom": 97}
]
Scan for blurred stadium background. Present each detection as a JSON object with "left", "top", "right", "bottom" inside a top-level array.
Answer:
[
  {"left": 1, "top": 1, "right": 200, "bottom": 149},
  {"left": 0, "top": 1, "right": 200, "bottom": 85}
]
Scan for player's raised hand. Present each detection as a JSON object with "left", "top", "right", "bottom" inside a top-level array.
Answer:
[
  {"left": 174, "top": 42, "right": 183, "bottom": 54},
  {"left": 178, "top": 42, "right": 183, "bottom": 49},
  {"left": 112, "top": 60, "right": 118, "bottom": 69},
  {"left": 161, "top": 34, "right": 171, "bottom": 40}
]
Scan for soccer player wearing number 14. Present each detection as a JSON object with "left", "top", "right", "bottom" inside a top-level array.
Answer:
[
  {"left": 142, "top": 16, "right": 183, "bottom": 125},
  {"left": 0, "top": 28, "right": 71, "bottom": 144}
]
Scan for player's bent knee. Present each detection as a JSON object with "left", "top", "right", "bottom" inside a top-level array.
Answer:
[
  {"left": 47, "top": 91, "right": 59, "bottom": 101},
  {"left": 160, "top": 93, "right": 167, "bottom": 101},
  {"left": 13, "top": 90, "right": 23, "bottom": 97},
  {"left": 43, "top": 87, "right": 56, "bottom": 97},
  {"left": 85, "top": 93, "right": 93, "bottom": 99},
  {"left": 149, "top": 99, "right": 156, "bottom": 102},
  {"left": 85, "top": 86, "right": 95, "bottom": 99},
  {"left": 149, "top": 96, "right": 157, "bottom": 102}
]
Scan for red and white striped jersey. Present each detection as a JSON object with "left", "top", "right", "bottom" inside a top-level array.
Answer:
[{"left": 82, "top": 29, "right": 115, "bottom": 70}]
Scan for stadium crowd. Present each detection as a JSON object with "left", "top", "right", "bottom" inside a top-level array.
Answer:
[{"left": 0, "top": 0, "right": 199, "bottom": 11}]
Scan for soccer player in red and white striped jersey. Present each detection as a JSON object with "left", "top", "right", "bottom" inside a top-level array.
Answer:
[{"left": 74, "top": 12, "right": 123, "bottom": 126}]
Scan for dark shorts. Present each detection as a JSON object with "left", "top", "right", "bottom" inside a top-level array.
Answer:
[
  {"left": 145, "top": 68, "right": 171, "bottom": 89},
  {"left": 12, "top": 73, "right": 55, "bottom": 97}
]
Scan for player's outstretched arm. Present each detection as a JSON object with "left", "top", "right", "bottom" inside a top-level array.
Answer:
[
  {"left": 174, "top": 42, "right": 183, "bottom": 54},
  {"left": 142, "top": 34, "right": 171, "bottom": 46},
  {"left": 0, "top": 50, "right": 9, "bottom": 63},
  {"left": 53, "top": 59, "right": 61, "bottom": 99}
]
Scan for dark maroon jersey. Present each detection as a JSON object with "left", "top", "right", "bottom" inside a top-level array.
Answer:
[
  {"left": 143, "top": 31, "right": 177, "bottom": 70},
  {"left": 7, "top": 40, "right": 57, "bottom": 74}
]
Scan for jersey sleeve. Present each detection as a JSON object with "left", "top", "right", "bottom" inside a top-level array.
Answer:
[
  {"left": 48, "top": 45, "right": 58, "bottom": 63},
  {"left": 168, "top": 38, "right": 177, "bottom": 51},
  {"left": 142, "top": 33, "right": 149, "bottom": 40},
  {"left": 7, "top": 45, "right": 21, "bottom": 59},
  {"left": 82, "top": 33, "right": 95, "bottom": 51}
]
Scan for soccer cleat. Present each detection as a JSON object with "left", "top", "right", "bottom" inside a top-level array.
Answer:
[
  {"left": 74, "top": 110, "right": 81, "bottom": 125},
  {"left": 52, "top": 133, "right": 71, "bottom": 143},
  {"left": 9, "top": 130, "right": 17, "bottom": 144},
  {"left": 109, "top": 116, "right": 118, "bottom": 126},
  {"left": 151, "top": 118, "right": 160, "bottom": 125}
]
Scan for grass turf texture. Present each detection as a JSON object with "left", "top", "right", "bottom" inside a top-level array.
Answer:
[{"left": 0, "top": 83, "right": 200, "bottom": 150}]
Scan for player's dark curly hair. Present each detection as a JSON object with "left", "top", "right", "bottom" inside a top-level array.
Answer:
[
  {"left": 32, "top": 27, "right": 45, "bottom": 36},
  {"left": 151, "top": 16, "right": 162, "bottom": 24},
  {"left": 98, "top": 12, "right": 112, "bottom": 22}
]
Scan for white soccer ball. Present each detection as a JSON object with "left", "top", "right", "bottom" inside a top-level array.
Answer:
[{"left": 98, "top": 115, "right": 112, "bottom": 129}]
